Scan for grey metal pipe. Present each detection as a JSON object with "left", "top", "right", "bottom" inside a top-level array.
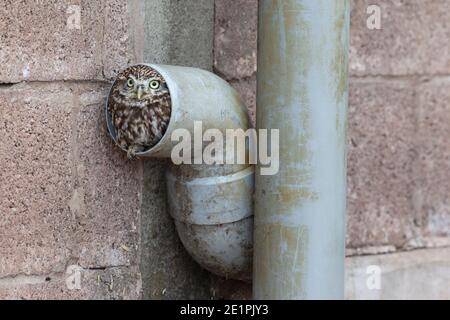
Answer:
[
  {"left": 106, "top": 64, "right": 254, "bottom": 280},
  {"left": 254, "top": 0, "right": 350, "bottom": 299}
]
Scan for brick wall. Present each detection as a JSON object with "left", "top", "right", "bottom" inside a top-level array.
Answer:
[{"left": 0, "top": 0, "right": 142, "bottom": 299}]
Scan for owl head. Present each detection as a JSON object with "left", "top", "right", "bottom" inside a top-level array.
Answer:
[{"left": 112, "top": 64, "right": 169, "bottom": 107}]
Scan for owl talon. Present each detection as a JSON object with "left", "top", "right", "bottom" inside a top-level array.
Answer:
[{"left": 127, "top": 145, "right": 139, "bottom": 160}]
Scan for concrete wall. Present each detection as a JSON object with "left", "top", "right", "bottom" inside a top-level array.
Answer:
[{"left": 1, "top": 0, "right": 450, "bottom": 299}]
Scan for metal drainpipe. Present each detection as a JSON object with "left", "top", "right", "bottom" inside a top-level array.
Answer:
[
  {"left": 254, "top": 0, "right": 350, "bottom": 299},
  {"left": 106, "top": 64, "right": 254, "bottom": 281}
]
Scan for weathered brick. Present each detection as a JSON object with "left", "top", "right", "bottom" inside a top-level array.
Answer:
[
  {"left": 0, "top": 266, "right": 141, "bottom": 300},
  {"left": 0, "top": 0, "right": 130, "bottom": 82},
  {"left": 0, "top": 83, "right": 141, "bottom": 281},
  {"left": 415, "top": 78, "right": 450, "bottom": 239},
  {"left": 229, "top": 75, "right": 256, "bottom": 125},
  {"left": 0, "top": 83, "right": 75, "bottom": 276},
  {"left": 350, "top": 0, "right": 450, "bottom": 76},
  {"left": 73, "top": 84, "right": 142, "bottom": 268},
  {"left": 214, "top": 0, "right": 257, "bottom": 80},
  {"left": 347, "top": 79, "right": 419, "bottom": 248}
]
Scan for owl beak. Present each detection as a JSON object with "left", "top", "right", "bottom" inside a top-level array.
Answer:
[{"left": 137, "top": 86, "right": 144, "bottom": 100}]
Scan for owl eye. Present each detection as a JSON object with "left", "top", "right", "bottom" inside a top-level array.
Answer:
[
  {"left": 149, "top": 80, "right": 160, "bottom": 90},
  {"left": 127, "top": 78, "right": 134, "bottom": 87}
]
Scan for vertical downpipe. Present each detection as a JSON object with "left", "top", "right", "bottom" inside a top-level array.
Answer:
[{"left": 254, "top": 0, "right": 350, "bottom": 299}]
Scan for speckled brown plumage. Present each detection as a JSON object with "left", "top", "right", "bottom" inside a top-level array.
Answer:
[{"left": 108, "top": 65, "right": 171, "bottom": 158}]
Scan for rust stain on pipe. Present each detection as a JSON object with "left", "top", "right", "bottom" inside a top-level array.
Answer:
[
  {"left": 254, "top": 0, "right": 349, "bottom": 299},
  {"left": 254, "top": 224, "right": 309, "bottom": 299}
]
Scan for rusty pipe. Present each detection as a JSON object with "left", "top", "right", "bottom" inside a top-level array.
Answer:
[{"left": 254, "top": 0, "right": 350, "bottom": 299}]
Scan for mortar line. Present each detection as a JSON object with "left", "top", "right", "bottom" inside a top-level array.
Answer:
[
  {"left": 350, "top": 74, "right": 450, "bottom": 84},
  {"left": 346, "top": 243, "right": 450, "bottom": 258},
  {"left": 0, "top": 79, "right": 111, "bottom": 88}
]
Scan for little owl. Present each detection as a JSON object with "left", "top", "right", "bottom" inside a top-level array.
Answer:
[{"left": 108, "top": 65, "right": 171, "bottom": 159}]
